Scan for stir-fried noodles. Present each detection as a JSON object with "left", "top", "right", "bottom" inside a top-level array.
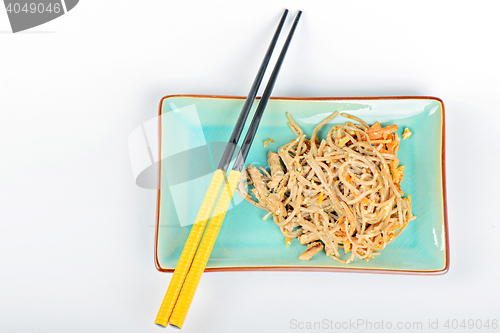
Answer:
[{"left": 236, "top": 112, "right": 416, "bottom": 264}]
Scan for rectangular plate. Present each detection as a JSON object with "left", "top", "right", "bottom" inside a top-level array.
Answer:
[{"left": 155, "top": 95, "right": 448, "bottom": 275}]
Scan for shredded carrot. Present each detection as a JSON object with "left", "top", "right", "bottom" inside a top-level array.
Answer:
[
  {"left": 385, "top": 134, "right": 396, "bottom": 154},
  {"left": 371, "top": 122, "right": 382, "bottom": 130},
  {"left": 395, "top": 184, "right": 404, "bottom": 195},
  {"left": 342, "top": 173, "right": 360, "bottom": 196},
  {"left": 366, "top": 123, "right": 398, "bottom": 140},
  {"left": 285, "top": 237, "right": 292, "bottom": 247},
  {"left": 360, "top": 198, "right": 371, "bottom": 205},
  {"left": 343, "top": 173, "right": 353, "bottom": 186},
  {"left": 318, "top": 192, "right": 324, "bottom": 204}
]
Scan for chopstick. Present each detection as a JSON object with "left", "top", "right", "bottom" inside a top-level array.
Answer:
[
  {"left": 168, "top": 11, "right": 302, "bottom": 329},
  {"left": 154, "top": 9, "right": 289, "bottom": 328}
]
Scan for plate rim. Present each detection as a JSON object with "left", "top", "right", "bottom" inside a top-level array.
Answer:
[{"left": 154, "top": 94, "right": 449, "bottom": 275}]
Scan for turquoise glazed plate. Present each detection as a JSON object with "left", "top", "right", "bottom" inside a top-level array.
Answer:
[{"left": 155, "top": 95, "right": 448, "bottom": 275}]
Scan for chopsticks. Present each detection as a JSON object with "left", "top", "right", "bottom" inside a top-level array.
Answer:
[
  {"left": 155, "top": 10, "right": 301, "bottom": 328},
  {"left": 167, "top": 11, "right": 302, "bottom": 329},
  {"left": 154, "top": 9, "right": 290, "bottom": 328}
]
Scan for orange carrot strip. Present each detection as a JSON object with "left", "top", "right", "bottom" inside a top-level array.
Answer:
[{"left": 367, "top": 124, "right": 398, "bottom": 140}]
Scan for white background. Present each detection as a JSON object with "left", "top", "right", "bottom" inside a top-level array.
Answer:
[{"left": 1, "top": 1, "right": 499, "bottom": 332}]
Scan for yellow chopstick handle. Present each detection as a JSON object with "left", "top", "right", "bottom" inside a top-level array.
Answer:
[
  {"left": 169, "top": 170, "right": 241, "bottom": 329},
  {"left": 155, "top": 169, "right": 226, "bottom": 327}
]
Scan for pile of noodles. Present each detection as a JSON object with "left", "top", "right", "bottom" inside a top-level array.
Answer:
[{"left": 236, "top": 112, "right": 415, "bottom": 264}]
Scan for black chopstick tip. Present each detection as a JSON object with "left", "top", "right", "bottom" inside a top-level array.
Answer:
[
  {"left": 290, "top": 11, "right": 302, "bottom": 27},
  {"left": 282, "top": 9, "right": 289, "bottom": 19}
]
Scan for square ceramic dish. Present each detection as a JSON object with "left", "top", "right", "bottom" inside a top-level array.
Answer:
[{"left": 155, "top": 95, "right": 448, "bottom": 275}]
